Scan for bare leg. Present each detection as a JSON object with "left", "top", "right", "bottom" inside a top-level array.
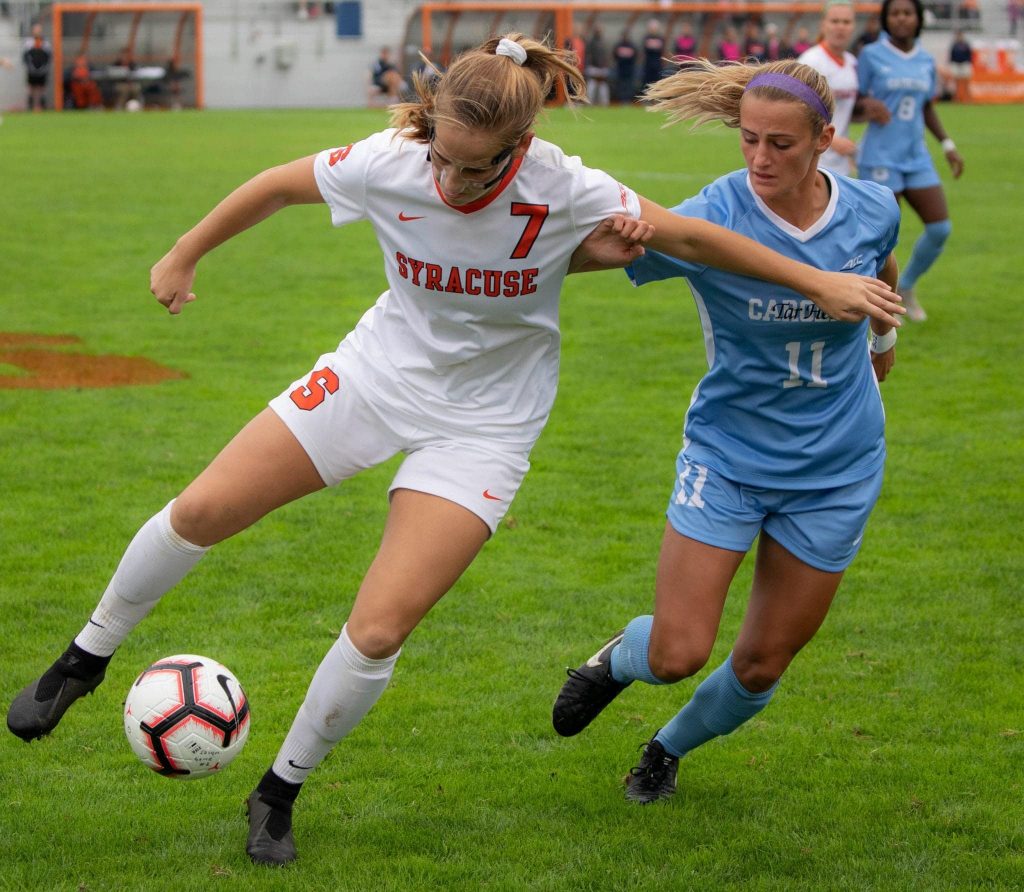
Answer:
[
  {"left": 641, "top": 532, "right": 843, "bottom": 784},
  {"left": 893, "top": 184, "right": 951, "bottom": 319},
  {"left": 647, "top": 524, "right": 746, "bottom": 682},
  {"left": 346, "top": 488, "right": 490, "bottom": 656},
  {"left": 171, "top": 407, "right": 326, "bottom": 546},
  {"left": 731, "top": 531, "right": 844, "bottom": 692},
  {"left": 902, "top": 184, "right": 949, "bottom": 225}
]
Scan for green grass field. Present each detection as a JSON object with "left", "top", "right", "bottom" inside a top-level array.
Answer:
[{"left": 1, "top": 102, "right": 1022, "bottom": 890}]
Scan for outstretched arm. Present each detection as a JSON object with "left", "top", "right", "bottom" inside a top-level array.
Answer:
[
  {"left": 150, "top": 155, "right": 323, "bottom": 314},
  {"left": 637, "top": 196, "right": 904, "bottom": 327}
]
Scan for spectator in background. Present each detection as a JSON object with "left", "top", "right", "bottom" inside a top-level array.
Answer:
[
  {"left": 371, "top": 46, "right": 406, "bottom": 103},
  {"left": 948, "top": 30, "right": 973, "bottom": 102},
  {"left": 791, "top": 27, "right": 814, "bottom": 57},
  {"left": 853, "top": 15, "right": 881, "bottom": 55},
  {"left": 564, "top": 31, "right": 586, "bottom": 70},
  {"left": 673, "top": 21, "right": 698, "bottom": 66},
  {"left": 112, "top": 45, "right": 144, "bottom": 110},
  {"left": 642, "top": 19, "right": 667, "bottom": 88},
  {"left": 70, "top": 55, "right": 102, "bottom": 109},
  {"left": 743, "top": 21, "right": 768, "bottom": 62},
  {"left": 1010, "top": 0, "right": 1022, "bottom": 35},
  {"left": 614, "top": 29, "right": 638, "bottom": 102},
  {"left": 22, "top": 22, "right": 51, "bottom": 111},
  {"left": 765, "top": 23, "right": 785, "bottom": 61},
  {"left": 585, "top": 26, "right": 611, "bottom": 106},
  {"left": 717, "top": 26, "right": 743, "bottom": 63}
]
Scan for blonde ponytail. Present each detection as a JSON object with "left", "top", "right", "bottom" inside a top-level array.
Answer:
[{"left": 644, "top": 59, "right": 835, "bottom": 135}]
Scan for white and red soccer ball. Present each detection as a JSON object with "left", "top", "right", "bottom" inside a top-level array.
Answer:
[{"left": 124, "top": 654, "right": 250, "bottom": 779}]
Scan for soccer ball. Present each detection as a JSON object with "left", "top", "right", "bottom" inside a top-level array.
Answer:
[{"left": 123, "top": 654, "right": 250, "bottom": 779}]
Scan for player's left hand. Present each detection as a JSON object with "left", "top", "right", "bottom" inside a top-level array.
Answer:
[
  {"left": 811, "top": 271, "right": 905, "bottom": 327},
  {"left": 569, "top": 215, "right": 654, "bottom": 274},
  {"left": 945, "top": 147, "right": 964, "bottom": 179},
  {"left": 870, "top": 345, "right": 895, "bottom": 382}
]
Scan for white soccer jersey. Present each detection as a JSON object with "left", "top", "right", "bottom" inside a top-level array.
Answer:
[
  {"left": 799, "top": 43, "right": 859, "bottom": 176},
  {"left": 313, "top": 129, "right": 640, "bottom": 446}
]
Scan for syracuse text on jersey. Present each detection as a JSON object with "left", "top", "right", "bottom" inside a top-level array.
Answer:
[
  {"left": 748, "top": 297, "right": 833, "bottom": 322},
  {"left": 394, "top": 251, "right": 539, "bottom": 298}
]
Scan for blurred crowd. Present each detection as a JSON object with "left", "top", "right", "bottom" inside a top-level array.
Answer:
[{"left": 559, "top": 16, "right": 893, "bottom": 105}]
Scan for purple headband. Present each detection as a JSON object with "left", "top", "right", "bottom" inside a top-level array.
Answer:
[{"left": 744, "top": 72, "right": 832, "bottom": 123}]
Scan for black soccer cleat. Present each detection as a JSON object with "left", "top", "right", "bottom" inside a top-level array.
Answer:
[
  {"left": 7, "top": 645, "right": 108, "bottom": 742},
  {"left": 624, "top": 737, "right": 679, "bottom": 805},
  {"left": 246, "top": 791, "right": 297, "bottom": 866},
  {"left": 552, "top": 630, "right": 630, "bottom": 737}
]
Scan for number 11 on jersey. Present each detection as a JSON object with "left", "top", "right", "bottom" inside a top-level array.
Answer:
[{"left": 783, "top": 341, "right": 828, "bottom": 389}]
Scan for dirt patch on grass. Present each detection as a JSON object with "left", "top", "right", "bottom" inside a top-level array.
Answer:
[{"left": 0, "top": 333, "right": 187, "bottom": 389}]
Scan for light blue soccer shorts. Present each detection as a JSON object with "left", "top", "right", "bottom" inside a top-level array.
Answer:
[
  {"left": 666, "top": 455, "right": 885, "bottom": 573},
  {"left": 860, "top": 163, "right": 941, "bottom": 193}
]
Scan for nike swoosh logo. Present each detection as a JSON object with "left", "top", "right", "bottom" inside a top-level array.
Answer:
[
  {"left": 482, "top": 490, "right": 501, "bottom": 501},
  {"left": 288, "top": 758, "right": 315, "bottom": 770},
  {"left": 88, "top": 619, "right": 106, "bottom": 629},
  {"left": 216, "top": 673, "right": 241, "bottom": 724},
  {"left": 585, "top": 633, "right": 624, "bottom": 667},
  {"left": 398, "top": 212, "right": 425, "bottom": 221}
]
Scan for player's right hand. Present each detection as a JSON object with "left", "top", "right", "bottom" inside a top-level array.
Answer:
[
  {"left": 811, "top": 272, "right": 905, "bottom": 327},
  {"left": 860, "top": 97, "right": 891, "bottom": 125},
  {"left": 150, "top": 247, "right": 198, "bottom": 315}
]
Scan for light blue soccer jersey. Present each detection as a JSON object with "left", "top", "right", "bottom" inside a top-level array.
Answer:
[
  {"left": 628, "top": 169, "right": 900, "bottom": 489},
  {"left": 857, "top": 35, "right": 937, "bottom": 172}
]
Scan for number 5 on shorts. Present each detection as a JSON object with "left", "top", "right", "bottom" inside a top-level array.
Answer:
[{"left": 289, "top": 367, "right": 340, "bottom": 411}]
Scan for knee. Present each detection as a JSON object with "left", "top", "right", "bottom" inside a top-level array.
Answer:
[
  {"left": 169, "top": 494, "right": 232, "bottom": 548},
  {"left": 345, "top": 621, "right": 404, "bottom": 660},
  {"left": 647, "top": 639, "right": 710, "bottom": 684},
  {"left": 730, "top": 649, "right": 790, "bottom": 693}
]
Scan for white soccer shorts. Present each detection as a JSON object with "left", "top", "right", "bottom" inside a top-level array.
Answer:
[{"left": 269, "top": 351, "right": 531, "bottom": 533}]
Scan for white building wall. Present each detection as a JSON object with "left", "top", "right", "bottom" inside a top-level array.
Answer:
[{"left": 201, "top": 0, "right": 421, "bottom": 109}]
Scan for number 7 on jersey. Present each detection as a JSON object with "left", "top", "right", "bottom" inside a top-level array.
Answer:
[{"left": 509, "top": 203, "right": 549, "bottom": 260}]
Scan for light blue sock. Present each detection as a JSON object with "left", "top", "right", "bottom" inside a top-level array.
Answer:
[
  {"left": 900, "top": 219, "right": 952, "bottom": 290},
  {"left": 609, "top": 615, "right": 666, "bottom": 685},
  {"left": 654, "top": 654, "right": 777, "bottom": 758}
]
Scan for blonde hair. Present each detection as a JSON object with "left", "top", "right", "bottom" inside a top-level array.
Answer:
[
  {"left": 389, "top": 34, "right": 586, "bottom": 145},
  {"left": 643, "top": 59, "right": 835, "bottom": 137}
]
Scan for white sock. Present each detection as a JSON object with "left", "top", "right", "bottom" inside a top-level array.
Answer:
[
  {"left": 74, "top": 500, "right": 208, "bottom": 657},
  {"left": 272, "top": 624, "right": 400, "bottom": 784}
]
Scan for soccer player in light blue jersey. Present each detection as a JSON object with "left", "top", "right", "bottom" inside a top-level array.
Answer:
[
  {"left": 553, "top": 59, "right": 903, "bottom": 804},
  {"left": 857, "top": 0, "right": 964, "bottom": 321}
]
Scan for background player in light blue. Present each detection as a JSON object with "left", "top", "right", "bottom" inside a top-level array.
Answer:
[
  {"left": 553, "top": 59, "right": 902, "bottom": 804},
  {"left": 857, "top": 0, "right": 964, "bottom": 321}
]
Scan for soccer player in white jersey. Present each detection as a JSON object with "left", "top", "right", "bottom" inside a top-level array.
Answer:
[
  {"left": 799, "top": 0, "right": 860, "bottom": 176},
  {"left": 7, "top": 36, "right": 902, "bottom": 865},
  {"left": 857, "top": 0, "right": 964, "bottom": 321},
  {"left": 553, "top": 59, "right": 902, "bottom": 805}
]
